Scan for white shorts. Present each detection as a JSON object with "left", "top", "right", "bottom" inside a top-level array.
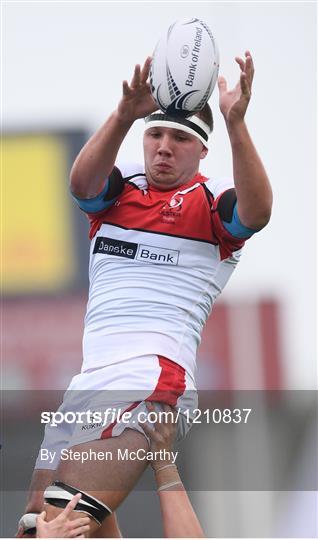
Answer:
[{"left": 35, "top": 355, "right": 197, "bottom": 470}]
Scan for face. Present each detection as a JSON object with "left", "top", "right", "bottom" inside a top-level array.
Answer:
[{"left": 143, "top": 126, "right": 208, "bottom": 191}]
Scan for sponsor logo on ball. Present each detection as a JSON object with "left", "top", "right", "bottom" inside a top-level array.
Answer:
[
  {"left": 185, "top": 26, "right": 203, "bottom": 87},
  {"left": 180, "top": 45, "right": 189, "bottom": 58}
]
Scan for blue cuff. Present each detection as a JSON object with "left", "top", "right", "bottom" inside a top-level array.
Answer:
[
  {"left": 71, "top": 180, "right": 116, "bottom": 213},
  {"left": 222, "top": 203, "right": 258, "bottom": 238}
]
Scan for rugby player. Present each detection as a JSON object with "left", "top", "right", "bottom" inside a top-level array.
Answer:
[{"left": 17, "top": 52, "right": 272, "bottom": 537}]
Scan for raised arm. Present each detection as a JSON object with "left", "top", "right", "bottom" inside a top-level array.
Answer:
[
  {"left": 142, "top": 402, "right": 205, "bottom": 538},
  {"left": 218, "top": 51, "right": 273, "bottom": 230},
  {"left": 70, "top": 57, "right": 157, "bottom": 198}
]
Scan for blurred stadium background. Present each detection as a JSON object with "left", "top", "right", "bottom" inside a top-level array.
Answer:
[{"left": 2, "top": 1, "right": 317, "bottom": 537}]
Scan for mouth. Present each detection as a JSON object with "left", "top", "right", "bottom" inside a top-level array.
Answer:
[{"left": 155, "top": 162, "right": 173, "bottom": 171}]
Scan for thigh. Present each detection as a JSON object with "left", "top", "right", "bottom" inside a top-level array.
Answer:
[
  {"left": 24, "top": 469, "right": 55, "bottom": 514},
  {"left": 24, "top": 468, "right": 121, "bottom": 537},
  {"left": 55, "top": 427, "right": 149, "bottom": 500},
  {"left": 45, "top": 428, "right": 149, "bottom": 536}
]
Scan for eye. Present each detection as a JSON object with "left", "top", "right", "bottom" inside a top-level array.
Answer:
[
  {"left": 175, "top": 134, "right": 188, "bottom": 142},
  {"left": 149, "top": 130, "right": 161, "bottom": 138}
]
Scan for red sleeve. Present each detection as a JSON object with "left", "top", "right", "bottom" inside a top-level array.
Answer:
[{"left": 86, "top": 207, "right": 112, "bottom": 240}]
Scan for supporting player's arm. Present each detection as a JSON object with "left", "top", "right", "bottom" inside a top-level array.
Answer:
[
  {"left": 70, "top": 56, "right": 157, "bottom": 199},
  {"left": 142, "top": 403, "right": 205, "bottom": 538},
  {"left": 218, "top": 51, "right": 273, "bottom": 230},
  {"left": 155, "top": 468, "right": 205, "bottom": 538}
]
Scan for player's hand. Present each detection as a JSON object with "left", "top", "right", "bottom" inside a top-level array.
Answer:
[
  {"left": 141, "top": 402, "right": 178, "bottom": 471},
  {"left": 218, "top": 51, "right": 254, "bottom": 126},
  {"left": 36, "top": 493, "right": 90, "bottom": 538},
  {"left": 116, "top": 57, "right": 158, "bottom": 124}
]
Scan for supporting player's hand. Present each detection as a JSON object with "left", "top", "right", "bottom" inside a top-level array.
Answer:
[
  {"left": 117, "top": 57, "right": 158, "bottom": 124},
  {"left": 36, "top": 493, "right": 90, "bottom": 538},
  {"left": 218, "top": 51, "right": 254, "bottom": 126},
  {"left": 141, "top": 402, "right": 178, "bottom": 471}
]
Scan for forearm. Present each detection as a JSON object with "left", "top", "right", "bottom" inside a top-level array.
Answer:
[
  {"left": 155, "top": 466, "right": 205, "bottom": 538},
  {"left": 227, "top": 120, "right": 272, "bottom": 230},
  {"left": 70, "top": 111, "right": 133, "bottom": 198}
]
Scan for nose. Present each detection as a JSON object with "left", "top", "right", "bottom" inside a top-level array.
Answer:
[{"left": 158, "top": 134, "right": 173, "bottom": 156}]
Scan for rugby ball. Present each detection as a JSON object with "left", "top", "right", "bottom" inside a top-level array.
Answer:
[{"left": 150, "top": 18, "right": 219, "bottom": 117}]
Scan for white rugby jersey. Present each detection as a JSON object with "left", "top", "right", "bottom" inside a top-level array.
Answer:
[{"left": 80, "top": 163, "right": 246, "bottom": 382}]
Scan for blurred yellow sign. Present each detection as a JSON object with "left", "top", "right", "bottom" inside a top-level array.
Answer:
[{"left": 2, "top": 134, "right": 76, "bottom": 293}]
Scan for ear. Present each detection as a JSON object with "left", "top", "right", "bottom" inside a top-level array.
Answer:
[{"left": 200, "top": 146, "right": 208, "bottom": 159}]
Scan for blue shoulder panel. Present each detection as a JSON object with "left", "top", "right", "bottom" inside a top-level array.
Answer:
[{"left": 222, "top": 202, "right": 258, "bottom": 238}]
